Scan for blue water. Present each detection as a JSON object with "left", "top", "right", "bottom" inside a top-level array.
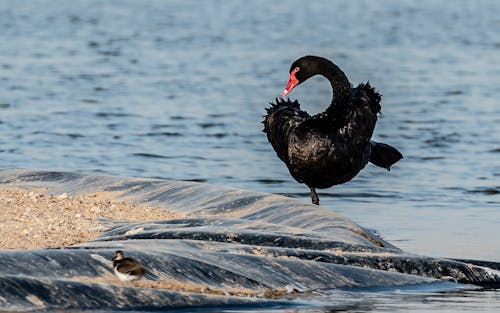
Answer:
[{"left": 1, "top": 0, "right": 499, "bottom": 311}]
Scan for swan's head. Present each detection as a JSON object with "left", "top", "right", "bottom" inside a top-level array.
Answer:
[{"left": 283, "top": 56, "right": 324, "bottom": 97}]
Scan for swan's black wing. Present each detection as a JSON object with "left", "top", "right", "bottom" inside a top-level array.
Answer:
[
  {"left": 351, "top": 82, "right": 402, "bottom": 169},
  {"left": 351, "top": 82, "right": 381, "bottom": 116},
  {"left": 263, "top": 98, "right": 310, "bottom": 165},
  {"left": 348, "top": 82, "right": 381, "bottom": 142}
]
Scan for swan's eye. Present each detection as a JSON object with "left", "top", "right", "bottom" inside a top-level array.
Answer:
[{"left": 293, "top": 67, "right": 300, "bottom": 73}]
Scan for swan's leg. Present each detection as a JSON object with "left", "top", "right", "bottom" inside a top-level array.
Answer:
[{"left": 309, "top": 187, "right": 319, "bottom": 205}]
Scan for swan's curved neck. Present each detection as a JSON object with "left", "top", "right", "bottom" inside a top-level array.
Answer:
[{"left": 321, "top": 63, "right": 352, "bottom": 116}]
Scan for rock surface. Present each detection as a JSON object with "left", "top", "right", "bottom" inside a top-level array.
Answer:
[{"left": 0, "top": 169, "right": 499, "bottom": 311}]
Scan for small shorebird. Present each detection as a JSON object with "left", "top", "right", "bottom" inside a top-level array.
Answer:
[{"left": 112, "top": 250, "right": 146, "bottom": 282}]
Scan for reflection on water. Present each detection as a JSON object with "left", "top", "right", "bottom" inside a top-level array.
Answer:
[{"left": 1, "top": 0, "right": 499, "bottom": 311}]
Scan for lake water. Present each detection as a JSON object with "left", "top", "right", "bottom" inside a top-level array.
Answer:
[{"left": 1, "top": 0, "right": 499, "bottom": 312}]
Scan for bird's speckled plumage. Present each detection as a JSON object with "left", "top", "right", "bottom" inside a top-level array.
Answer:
[{"left": 263, "top": 56, "right": 402, "bottom": 205}]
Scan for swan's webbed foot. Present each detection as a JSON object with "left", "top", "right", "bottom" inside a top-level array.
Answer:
[{"left": 309, "top": 187, "right": 319, "bottom": 205}]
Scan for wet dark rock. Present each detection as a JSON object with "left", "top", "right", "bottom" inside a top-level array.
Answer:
[{"left": 0, "top": 169, "right": 499, "bottom": 311}]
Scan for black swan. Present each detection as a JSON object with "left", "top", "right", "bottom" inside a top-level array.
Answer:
[{"left": 263, "top": 56, "right": 402, "bottom": 205}]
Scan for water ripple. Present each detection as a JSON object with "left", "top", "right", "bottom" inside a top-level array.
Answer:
[
  {"left": 467, "top": 188, "right": 500, "bottom": 195},
  {"left": 95, "top": 112, "right": 139, "bottom": 118},
  {"left": 131, "top": 153, "right": 173, "bottom": 159},
  {"left": 140, "top": 132, "right": 183, "bottom": 137}
]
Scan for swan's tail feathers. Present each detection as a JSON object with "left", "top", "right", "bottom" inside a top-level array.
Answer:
[{"left": 369, "top": 141, "right": 403, "bottom": 171}]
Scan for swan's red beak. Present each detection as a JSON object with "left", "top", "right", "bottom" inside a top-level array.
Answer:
[{"left": 283, "top": 71, "right": 299, "bottom": 97}]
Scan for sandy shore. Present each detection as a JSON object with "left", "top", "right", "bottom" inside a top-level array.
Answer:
[{"left": 0, "top": 188, "right": 184, "bottom": 249}]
